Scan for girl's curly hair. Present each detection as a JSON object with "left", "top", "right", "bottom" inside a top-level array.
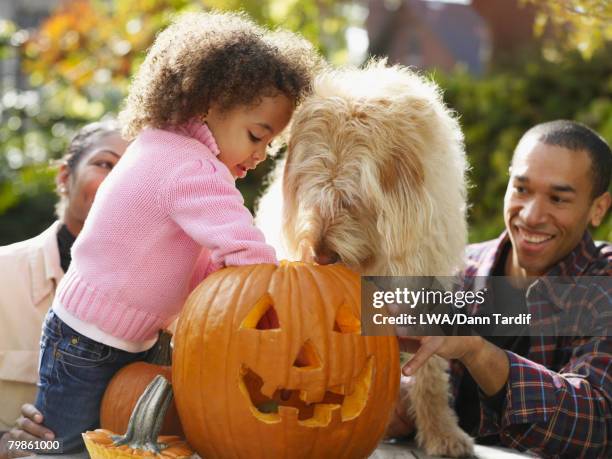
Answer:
[{"left": 120, "top": 11, "right": 322, "bottom": 139}]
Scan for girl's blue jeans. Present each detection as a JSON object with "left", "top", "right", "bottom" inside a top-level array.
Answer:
[{"left": 35, "top": 309, "right": 151, "bottom": 453}]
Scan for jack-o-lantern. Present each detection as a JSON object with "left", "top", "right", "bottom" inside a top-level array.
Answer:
[{"left": 173, "top": 262, "right": 399, "bottom": 459}]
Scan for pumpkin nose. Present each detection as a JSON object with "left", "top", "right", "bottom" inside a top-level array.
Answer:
[{"left": 293, "top": 340, "right": 321, "bottom": 369}]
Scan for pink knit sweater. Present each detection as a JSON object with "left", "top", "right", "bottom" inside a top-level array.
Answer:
[{"left": 54, "top": 121, "right": 277, "bottom": 342}]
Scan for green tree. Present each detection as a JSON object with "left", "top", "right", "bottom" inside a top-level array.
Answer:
[
  {"left": 523, "top": 0, "right": 612, "bottom": 60},
  {"left": 470, "top": 0, "right": 611, "bottom": 66},
  {"left": 435, "top": 46, "right": 612, "bottom": 242}
]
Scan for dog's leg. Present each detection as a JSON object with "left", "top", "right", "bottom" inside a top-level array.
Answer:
[{"left": 408, "top": 355, "right": 474, "bottom": 457}]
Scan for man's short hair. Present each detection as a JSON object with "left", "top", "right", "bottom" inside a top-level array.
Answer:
[{"left": 518, "top": 120, "right": 611, "bottom": 198}]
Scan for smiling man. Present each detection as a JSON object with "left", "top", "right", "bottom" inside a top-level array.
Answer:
[
  {"left": 388, "top": 120, "right": 612, "bottom": 458},
  {"left": 503, "top": 125, "right": 610, "bottom": 279}
]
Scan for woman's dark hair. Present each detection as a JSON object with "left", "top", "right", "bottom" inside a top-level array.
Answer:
[
  {"left": 61, "top": 119, "right": 122, "bottom": 171},
  {"left": 54, "top": 119, "right": 122, "bottom": 218}
]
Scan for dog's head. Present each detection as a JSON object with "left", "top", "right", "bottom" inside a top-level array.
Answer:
[{"left": 280, "top": 60, "right": 467, "bottom": 276}]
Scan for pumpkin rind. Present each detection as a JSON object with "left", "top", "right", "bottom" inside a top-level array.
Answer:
[
  {"left": 173, "top": 262, "right": 400, "bottom": 459},
  {"left": 83, "top": 430, "right": 192, "bottom": 458},
  {"left": 84, "top": 376, "right": 193, "bottom": 459}
]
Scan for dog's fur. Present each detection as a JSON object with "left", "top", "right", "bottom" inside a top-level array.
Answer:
[{"left": 256, "top": 60, "right": 473, "bottom": 457}]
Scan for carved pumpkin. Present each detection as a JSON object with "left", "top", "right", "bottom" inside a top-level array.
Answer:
[
  {"left": 173, "top": 262, "right": 400, "bottom": 459},
  {"left": 84, "top": 375, "right": 193, "bottom": 459},
  {"left": 100, "top": 331, "right": 183, "bottom": 436}
]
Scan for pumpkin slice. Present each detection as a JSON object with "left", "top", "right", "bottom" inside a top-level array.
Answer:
[{"left": 84, "top": 375, "right": 193, "bottom": 458}]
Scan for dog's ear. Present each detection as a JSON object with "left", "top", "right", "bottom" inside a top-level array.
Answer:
[
  {"left": 373, "top": 146, "right": 431, "bottom": 275},
  {"left": 380, "top": 146, "right": 424, "bottom": 194}
]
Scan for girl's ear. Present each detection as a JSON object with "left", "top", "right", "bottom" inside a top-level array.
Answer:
[{"left": 56, "top": 163, "right": 70, "bottom": 195}]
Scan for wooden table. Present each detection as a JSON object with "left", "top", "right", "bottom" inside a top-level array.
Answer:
[
  {"left": 28, "top": 439, "right": 530, "bottom": 458},
  {"left": 371, "top": 440, "right": 529, "bottom": 458}
]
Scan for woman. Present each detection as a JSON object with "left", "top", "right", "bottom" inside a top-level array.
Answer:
[{"left": 0, "top": 120, "right": 128, "bottom": 455}]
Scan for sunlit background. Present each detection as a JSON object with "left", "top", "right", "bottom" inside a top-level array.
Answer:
[{"left": 1, "top": 0, "right": 611, "bottom": 243}]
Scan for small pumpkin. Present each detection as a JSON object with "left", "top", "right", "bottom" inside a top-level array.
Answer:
[
  {"left": 173, "top": 261, "right": 400, "bottom": 459},
  {"left": 84, "top": 375, "right": 193, "bottom": 458},
  {"left": 100, "top": 330, "right": 183, "bottom": 436}
]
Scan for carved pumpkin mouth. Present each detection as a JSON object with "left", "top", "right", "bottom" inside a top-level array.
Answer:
[{"left": 239, "top": 356, "right": 374, "bottom": 427}]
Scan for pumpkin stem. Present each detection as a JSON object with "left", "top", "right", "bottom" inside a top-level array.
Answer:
[
  {"left": 146, "top": 329, "right": 173, "bottom": 365},
  {"left": 111, "top": 375, "right": 173, "bottom": 453}
]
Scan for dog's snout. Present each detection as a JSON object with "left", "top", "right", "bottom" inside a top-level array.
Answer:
[{"left": 314, "top": 250, "right": 339, "bottom": 265}]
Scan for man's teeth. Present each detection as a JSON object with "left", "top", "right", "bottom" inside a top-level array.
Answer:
[{"left": 520, "top": 229, "right": 552, "bottom": 243}]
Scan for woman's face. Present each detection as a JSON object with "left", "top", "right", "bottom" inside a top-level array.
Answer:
[{"left": 57, "top": 131, "right": 129, "bottom": 236}]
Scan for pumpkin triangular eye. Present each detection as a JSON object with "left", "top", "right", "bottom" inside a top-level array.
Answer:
[
  {"left": 333, "top": 302, "right": 360, "bottom": 334},
  {"left": 293, "top": 340, "right": 321, "bottom": 369},
  {"left": 240, "top": 293, "right": 280, "bottom": 330}
]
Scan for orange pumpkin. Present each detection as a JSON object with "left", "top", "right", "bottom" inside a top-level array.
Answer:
[
  {"left": 100, "top": 331, "right": 183, "bottom": 436},
  {"left": 173, "top": 262, "right": 400, "bottom": 459}
]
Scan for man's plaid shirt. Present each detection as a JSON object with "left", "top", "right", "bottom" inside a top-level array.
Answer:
[{"left": 451, "top": 231, "right": 611, "bottom": 458}]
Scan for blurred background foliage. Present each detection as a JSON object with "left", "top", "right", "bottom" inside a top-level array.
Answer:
[
  {"left": 438, "top": 48, "right": 612, "bottom": 242},
  {"left": 0, "top": 0, "right": 610, "bottom": 245}
]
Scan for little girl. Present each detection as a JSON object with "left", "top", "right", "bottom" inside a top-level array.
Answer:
[{"left": 35, "top": 11, "right": 320, "bottom": 452}]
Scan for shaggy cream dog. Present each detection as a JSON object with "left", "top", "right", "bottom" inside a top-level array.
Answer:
[{"left": 256, "top": 60, "right": 473, "bottom": 457}]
